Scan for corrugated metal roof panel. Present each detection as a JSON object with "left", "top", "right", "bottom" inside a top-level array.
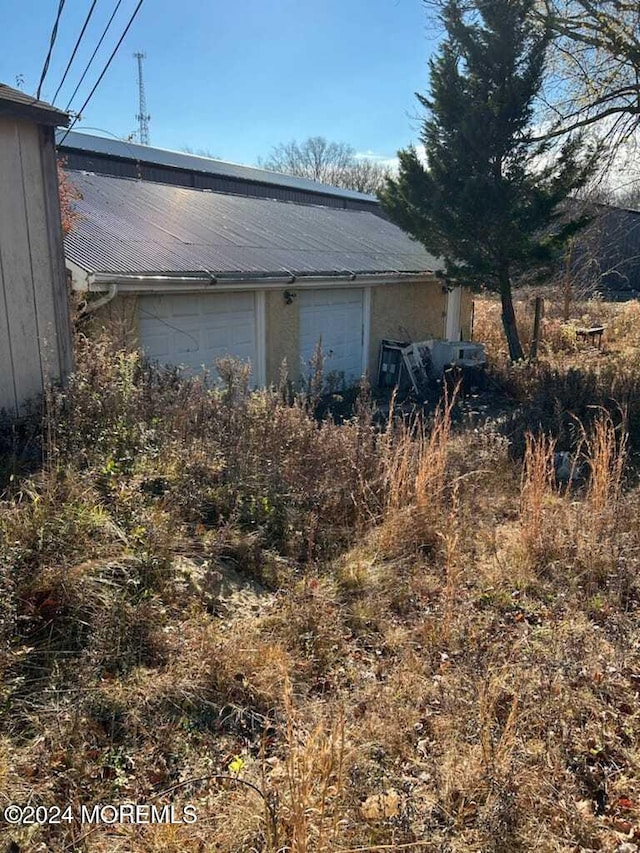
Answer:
[
  {"left": 57, "top": 131, "right": 378, "bottom": 202},
  {"left": 64, "top": 171, "right": 441, "bottom": 278}
]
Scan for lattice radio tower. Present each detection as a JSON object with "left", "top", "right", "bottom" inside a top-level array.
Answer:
[{"left": 134, "top": 51, "right": 150, "bottom": 145}]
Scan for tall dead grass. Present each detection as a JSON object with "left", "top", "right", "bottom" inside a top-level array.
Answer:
[
  {"left": 519, "top": 410, "right": 631, "bottom": 590},
  {"left": 2, "top": 331, "right": 640, "bottom": 852},
  {"left": 520, "top": 432, "right": 557, "bottom": 568},
  {"left": 380, "top": 389, "right": 457, "bottom": 556},
  {"left": 276, "top": 679, "right": 346, "bottom": 852},
  {"left": 584, "top": 409, "right": 627, "bottom": 525}
]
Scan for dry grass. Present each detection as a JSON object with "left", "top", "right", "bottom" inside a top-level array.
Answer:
[
  {"left": 520, "top": 431, "right": 557, "bottom": 568},
  {"left": 379, "top": 388, "right": 457, "bottom": 559},
  {"left": 473, "top": 290, "right": 640, "bottom": 364},
  {"left": 0, "top": 319, "right": 640, "bottom": 851}
]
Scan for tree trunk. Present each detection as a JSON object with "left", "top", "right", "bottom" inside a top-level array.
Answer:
[{"left": 498, "top": 268, "right": 524, "bottom": 362}]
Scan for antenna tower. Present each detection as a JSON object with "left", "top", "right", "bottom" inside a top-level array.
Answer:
[{"left": 134, "top": 51, "right": 150, "bottom": 145}]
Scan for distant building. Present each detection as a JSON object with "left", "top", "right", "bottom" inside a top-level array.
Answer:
[
  {"left": 565, "top": 204, "right": 640, "bottom": 300},
  {"left": 0, "top": 84, "right": 73, "bottom": 417}
]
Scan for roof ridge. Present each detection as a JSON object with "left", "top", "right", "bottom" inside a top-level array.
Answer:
[{"left": 57, "top": 130, "right": 379, "bottom": 202}]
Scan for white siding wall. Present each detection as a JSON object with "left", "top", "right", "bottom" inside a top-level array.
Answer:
[{"left": 0, "top": 117, "right": 72, "bottom": 416}]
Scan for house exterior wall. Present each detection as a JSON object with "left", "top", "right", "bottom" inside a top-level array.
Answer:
[
  {"left": 460, "top": 287, "right": 474, "bottom": 340},
  {"left": 87, "top": 278, "right": 469, "bottom": 387},
  {"left": 85, "top": 294, "right": 140, "bottom": 349},
  {"left": 265, "top": 289, "right": 299, "bottom": 384},
  {"left": 0, "top": 116, "right": 72, "bottom": 416},
  {"left": 368, "top": 279, "right": 447, "bottom": 372}
]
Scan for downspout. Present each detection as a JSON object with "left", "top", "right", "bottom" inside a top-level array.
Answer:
[
  {"left": 83, "top": 282, "right": 118, "bottom": 314},
  {"left": 75, "top": 282, "right": 118, "bottom": 327}
]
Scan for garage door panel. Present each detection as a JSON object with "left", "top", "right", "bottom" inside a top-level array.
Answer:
[
  {"left": 143, "top": 332, "right": 171, "bottom": 360},
  {"left": 231, "top": 327, "right": 254, "bottom": 347},
  {"left": 200, "top": 299, "right": 220, "bottom": 317},
  {"left": 199, "top": 292, "right": 253, "bottom": 315},
  {"left": 175, "top": 336, "right": 201, "bottom": 355},
  {"left": 299, "top": 288, "right": 364, "bottom": 382},
  {"left": 172, "top": 305, "right": 200, "bottom": 319},
  {"left": 203, "top": 328, "right": 228, "bottom": 349},
  {"left": 139, "top": 292, "right": 258, "bottom": 381}
]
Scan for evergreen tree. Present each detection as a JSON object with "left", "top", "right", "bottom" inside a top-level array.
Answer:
[{"left": 379, "top": 0, "right": 596, "bottom": 361}]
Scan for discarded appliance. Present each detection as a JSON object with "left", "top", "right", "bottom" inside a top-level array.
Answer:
[
  {"left": 424, "top": 340, "right": 486, "bottom": 377},
  {"left": 377, "top": 338, "right": 486, "bottom": 395},
  {"left": 377, "top": 340, "right": 410, "bottom": 389},
  {"left": 402, "top": 342, "right": 433, "bottom": 394}
]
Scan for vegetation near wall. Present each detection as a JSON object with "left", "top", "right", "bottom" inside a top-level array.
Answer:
[{"left": 1, "top": 308, "right": 640, "bottom": 851}]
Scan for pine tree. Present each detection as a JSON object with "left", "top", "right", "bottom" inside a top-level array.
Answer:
[{"left": 379, "top": 0, "right": 596, "bottom": 361}]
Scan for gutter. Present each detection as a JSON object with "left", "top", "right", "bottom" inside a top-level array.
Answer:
[{"left": 86, "top": 270, "right": 438, "bottom": 294}]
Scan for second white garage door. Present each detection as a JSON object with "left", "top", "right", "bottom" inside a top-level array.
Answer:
[
  {"left": 299, "top": 288, "right": 365, "bottom": 383},
  {"left": 139, "top": 292, "right": 259, "bottom": 381}
]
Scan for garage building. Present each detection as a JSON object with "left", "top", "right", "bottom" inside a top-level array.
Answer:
[{"left": 62, "top": 135, "right": 472, "bottom": 386}]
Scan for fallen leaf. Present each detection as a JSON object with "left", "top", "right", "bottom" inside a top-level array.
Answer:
[
  {"left": 576, "top": 799, "right": 593, "bottom": 819},
  {"left": 360, "top": 789, "right": 401, "bottom": 820}
]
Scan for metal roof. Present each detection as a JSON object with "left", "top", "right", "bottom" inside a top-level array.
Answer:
[
  {"left": 0, "top": 83, "right": 70, "bottom": 126},
  {"left": 64, "top": 170, "right": 441, "bottom": 278},
  {"left": 57, "top": 131, "right": 378, "bottom": 203}
]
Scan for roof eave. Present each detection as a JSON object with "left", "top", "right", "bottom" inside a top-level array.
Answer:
[
  {"left": 0, "top": 103, "right": 70, "bottom": 127},
  {"left": 81, "top": 270, "right": 438, "bottom": 293}
]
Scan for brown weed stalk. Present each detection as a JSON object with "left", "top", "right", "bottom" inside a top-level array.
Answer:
[
  {"left": 520, "top": 432, "right": 556, "bottom": 567},
  {"left": 278, "top": 677, "right": 346, "bottom": 852}
]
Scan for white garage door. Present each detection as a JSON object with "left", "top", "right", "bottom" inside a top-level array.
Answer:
[
  {"left": 299, "top": 288, "right": 365, "bottom": 383},
  {"left": 139, "top": 292, "right": 258, "bottom": 381}
]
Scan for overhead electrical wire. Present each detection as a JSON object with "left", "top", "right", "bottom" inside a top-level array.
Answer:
[
  {"left": 52, "top": 0, "right": 100, "bottom": 105},
  {"left": 64, "top": 0, "right": 124, "bottom": 113},
  {"left": 36, "top": 0, "right": 67, "bottom": 99},
  {"left": 59, "top": 0, "right": 145, "bottom": 145}
]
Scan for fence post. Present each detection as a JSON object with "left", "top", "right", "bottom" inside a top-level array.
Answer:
[{"left": 529, "top": 296, "right": 543, "bottom": 360}]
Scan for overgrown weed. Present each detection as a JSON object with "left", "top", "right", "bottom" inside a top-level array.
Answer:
[{"left": 1, "top": 325, "right": 640, "bottom": 851}]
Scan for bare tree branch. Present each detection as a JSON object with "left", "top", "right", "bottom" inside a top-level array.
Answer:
[{"left": 257, "top": 136, "right": 392, "bottom": 194}]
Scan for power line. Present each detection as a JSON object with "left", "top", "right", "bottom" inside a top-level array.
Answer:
[
  {"left": 37, "top": 0, "right": 67, "bottom": 99},
  {"left": 64, "top": 0, "right": 123, "bottom": 113},
  {"left": 59, "top": 0, "right": 145, "bottom": 145},
  {"left": 52, "top": 0, "right": 100, "bottom": 105}
]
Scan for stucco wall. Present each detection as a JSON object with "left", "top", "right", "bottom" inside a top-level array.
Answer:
[
  {"left": 265, "top": 289, "right": 299, "bottom": 384},
  {"left": 0, "top": 117, "right": 72, "bottom": 416},
  {"left": 368, "top": 279, "right": 448, "bottom": 373},
  {"left": 88, "top": 294, "right": 140, "bottom": 349}
]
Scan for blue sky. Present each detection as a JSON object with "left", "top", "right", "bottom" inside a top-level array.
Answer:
[{"left": 1, "top": 0, "right": 441, "bottom": 165}]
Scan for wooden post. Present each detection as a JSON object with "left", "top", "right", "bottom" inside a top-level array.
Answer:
[
  {"left": 562, "top": 240, "right": 574, "bottom": 322},
  {"left": 529, "top": 296, "right": 543, "bottom": 360}
]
